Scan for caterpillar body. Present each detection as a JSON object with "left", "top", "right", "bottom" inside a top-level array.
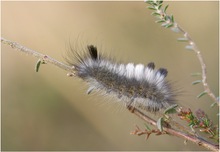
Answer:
[{"left": 67, "top": 45, "right": 176, "bottom": 112}]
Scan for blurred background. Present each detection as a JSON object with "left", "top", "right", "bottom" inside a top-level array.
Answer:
[{"left": 1, "top": 1, "right": 219, "bottom": 151}]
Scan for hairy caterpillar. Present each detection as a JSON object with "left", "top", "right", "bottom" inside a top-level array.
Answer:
[{"left": 66, "top": 45, "right": 176, "bottom": 112}]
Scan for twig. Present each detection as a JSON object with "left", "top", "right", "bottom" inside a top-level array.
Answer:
[
  {"left": 129, "top": 107, "right": 219, "bottom": 152},
  {"left": 1, "top": 37, "right": 219, "bottom": 151},
  {"left": 131, "top": 125, "right": 166, "bottom": 140},
  {"left": 175, "top": 24, "right": 219, "bottom": 105},
  {"left": 1, "top": 37, "right": 74, "bottom": 72}
]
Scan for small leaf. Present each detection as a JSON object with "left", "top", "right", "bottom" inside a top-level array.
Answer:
[
  {"left": 147, "top": 6, "right": 157, "bottom": 10},
  {"left": 158, "top": 0, "right": 163, "bottom": 4},
  {"left": 144, "top": 0, "right": 153, "bottom": 4},
  {"left": 155, "top": 20, "right": 165, "bottom": 23},
  {"left": 35, "top": 59, "right": 42, "bottom": 72},
  {"left": 164, "top": 15, "right": 170, "bottom": 21},
  {"left": 188, "top": 121, "right": 195, "bottom": 127},
  {"left": 170, "top": 14, "right": 174, "bottom": 23},
  {"left": 192, "top": 80, "right": 202, "bottom": 85},
  {"left": 152, "top": 2, "right": 158, "bottom": 6},
  {"left": 157, "top": 117, "right": 164, "bottom": 132},
  {"left": 158, "top": 3, "right": 163, "bottom": 10},
  {"left": 203, "top": 118, "right": 210, "bottom": 127},
  {"left": 177, "top": 37, "right": 188, "bottom": 42},
  {"left": 147, "top": 1, "right": 157, "bottom": 6},
  {"left": 151, "top": 12, "right": 161, "bottom": 16},
  {"left": 164, "top": 104, "right": 178, "bottom": 114},
  {"left": 144, "top": 123, "right": 151, "bottom": 131},
  {"left": 191, "top": 72, "right": 201, "bottom": 76},
  {"left": 197, "top": 91, "right": 207, "bottom": 98},
  {"left": 210, "top": 102, "right": 217, "bottom": 108},
  {"left": 165, "top": 23, "right": 173, "bottom": 28},
  {"left": 185, "top": 45, "right": 194, "bottom": 50},
  {"left": 164, "top": 4, "right": 169, "bottom": 13}
]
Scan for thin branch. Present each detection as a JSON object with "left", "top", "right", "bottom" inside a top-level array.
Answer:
[
  {"left": 129, "top": 107, "right": 219, "bottom": 152},
  {"left": 1, "top": 37, "right": 74, "bottom": 72},
  {"left": 175, "top": 24, "right": 219, "bottom": 105},
  {"left": 1, "top": 37, "right": 218, "bottom": 151}
]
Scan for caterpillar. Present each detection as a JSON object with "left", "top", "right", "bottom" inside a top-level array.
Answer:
[{"left": 66, "top": 45, "right": 176, "bottom": 112}]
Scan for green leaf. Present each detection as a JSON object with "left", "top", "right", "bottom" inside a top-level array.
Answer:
[
  {"left": 144, "top": 123, "right": 151, "bottom": 131},
  {"left": 164, "top": 4, "right": 169, "bottom": 13},
  {"left": 151, "top": 2, "right": 158, "bottom": 6},
  {"left": 170, "top": 14, "right": 174, "bottom": 23},
  {"left": 157, "top": 117, "right": 164, "bottom": 132},
  {"left": 147, "top": 6, "right": 157, "bottom": 10},
  {"left": 158, "top": 0, "right": 163, "bottom": 4},
  {"left": 144, "top": 0, "right": 153, "bottom": 4},
  {"left": 192, "top": 80, "right": 202, "bottom": 85},
  {"left": 177, "top": 37, "right": 188, "bottom": 42},
  {"left": 210, "top": 102, "right": 217, "bottom": 108},
  {"left": 188, "top": 121, "right": 195, "bottom": 127},
  {"left": 197, "top": 91, "right": 207, "bottom": 98},
  {"left": 203, "top": 118, "right": 210, "bottom": 127},
  {"left": 191, "top": 72, "right": 201, "bottom": 76},
  {"left": 158, "top": 3, "right": 163, "bottom": 10},
  {"left": 164, "top": 15, "right": 170, "bottom": 21},
  {"left": 35, "top": 59, "right": 42, "bottom": 72},
  {"left": 164, "top": 104, "right": 178, "bottom": 114},
  {"left": 151, "top": 12, "right": 161, "bottom": 16},
  {"left": 185, "top": 45, "right": 194, "bottom": 50},
  {"left": 165, "top": 23, "right": 173, "bottom": 28},
  {"left": 155, "top": 20, "right": 165, "bottom": 23},
  {"left": 161, "top": 22, "right": 173, "bottom": 28}
]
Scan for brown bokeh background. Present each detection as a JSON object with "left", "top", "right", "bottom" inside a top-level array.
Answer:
[{"left": 1, "top": 1, "right": 219, "bottom": 151}]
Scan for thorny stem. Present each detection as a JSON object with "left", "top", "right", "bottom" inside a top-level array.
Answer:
[
  {"left": 175, "top": 24, "right": 219, "bottom": 105},
  {"left": 130, "top": 107, "right": 219, "bottom": 152},
  {"left": 1, "top": 37, "right": 219, "bottom": 151}
]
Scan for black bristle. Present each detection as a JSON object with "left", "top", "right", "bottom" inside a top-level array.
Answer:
[
  {"left": 87, "top": 45, "right": 98, "bottom": 60},
  {"left": 147, "top": 62, "right": 155, "bottom": 69},
  {"left": 158, "top": 68, "right": 168, "bottom": 77}
]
